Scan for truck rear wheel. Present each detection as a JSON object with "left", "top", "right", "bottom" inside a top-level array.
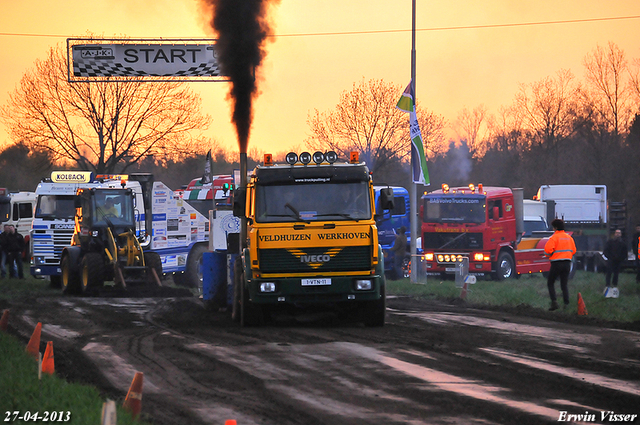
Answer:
[
  {"left": 61, "top": 254, "right": 80, "bottom": 295},
  {"left": 231, "top": 258, "right": 242, "bottom": 323},
  {"left": 495, "top": 252, "right": 515, "bottom": 281},
  {"left": 185, "top": 244, "right": 207, "bottom": 289},
  {"left": 81, "top": 253, "right": 104, "bottom": 294}
]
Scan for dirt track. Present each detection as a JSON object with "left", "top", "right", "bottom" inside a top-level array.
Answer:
[{"left": 4, "top": 292, "right": 640, "bottom": 425}]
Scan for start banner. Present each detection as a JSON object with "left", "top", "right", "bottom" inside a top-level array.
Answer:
[{"left": 70, "top": 41, "right": 223, "bottom": 79}]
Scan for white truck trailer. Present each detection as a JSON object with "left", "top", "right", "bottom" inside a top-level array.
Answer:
[{"left": 536, "top": 184, "right": 611, "bottom": 271}]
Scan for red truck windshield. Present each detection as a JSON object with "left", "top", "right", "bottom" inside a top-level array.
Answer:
[{"left": 424, "top": 195, "right": 486, "bottom": 223}]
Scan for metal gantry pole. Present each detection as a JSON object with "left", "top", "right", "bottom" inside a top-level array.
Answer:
[
  {"left": 409, "top": 0, "right": 419, "bottom": 283},
  {"left": 240, "top": 152, "right": 247, "bottom": 253}
]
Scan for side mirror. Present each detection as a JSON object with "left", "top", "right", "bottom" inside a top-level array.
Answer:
[
  {"left": 74, "top": 195, "right": 82, "bottom": 209},
  {"left": 379, "top": 188, "right": 395, "bottom": 211},
  {"left": 232, "top": 187, "right": 246, "bottom": 217}
]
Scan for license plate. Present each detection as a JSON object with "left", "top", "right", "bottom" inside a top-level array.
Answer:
[
  {"left": 445, "top": 267, "right": 457, "bottom": 272},
  {"left": 301, "top": 278, "right": 331, "bottom": 286}
]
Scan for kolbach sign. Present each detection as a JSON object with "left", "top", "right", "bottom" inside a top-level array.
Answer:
[{"left": 71, "top": 43, "right": 221, "bottom": 78}]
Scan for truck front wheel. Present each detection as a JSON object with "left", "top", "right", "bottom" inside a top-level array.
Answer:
[
  {"left": 144, "top": 252, "right": 163, "bottom": 285},
  {"left": 232, "top": 257, "right": 263, "bottom": 326},
  {"left": 495, "top": 252, "right": 515, "bottom": 281},
  {"left": 362, "top": 285, "right": 386, "bottom": 327}
]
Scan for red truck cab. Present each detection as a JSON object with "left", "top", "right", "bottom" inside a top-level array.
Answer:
[{"left": 421, "top": 184, "right": 550, "bottom": 280}]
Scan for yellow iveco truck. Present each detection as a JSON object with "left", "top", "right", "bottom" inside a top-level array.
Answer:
[{"left": 231, "top": 151, "right": 393, "bottom": 326}]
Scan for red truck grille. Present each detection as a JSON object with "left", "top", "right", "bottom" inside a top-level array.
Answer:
[{"left": 422, "top": 232, "right": 483, "bottom": 250}]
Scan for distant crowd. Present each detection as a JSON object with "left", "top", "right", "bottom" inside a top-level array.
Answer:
[{"left": 0, "top": 224, "right": 24, "bottom": 279}]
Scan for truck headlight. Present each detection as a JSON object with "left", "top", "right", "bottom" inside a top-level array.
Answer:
[
  {"left": 355, "top": 279, "right": 372, "bottom": 290},
  {"left": 260, "top": 282, "right": 276, "bottom": 293}
]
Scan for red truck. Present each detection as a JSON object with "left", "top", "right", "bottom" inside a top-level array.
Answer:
[{"left": 420, "top": 184, "right": 550, "bottom": 280}]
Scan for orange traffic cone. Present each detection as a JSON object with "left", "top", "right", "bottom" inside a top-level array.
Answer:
[
  {"left": 26, "top": 322, "right": 42, "bottom": 359},
  {"left": 123, "top": 372, "right": 144, "bottom": 419},
  {"left": 0, "top": 309, "right": 9, "bottom": 332},
  {"left": 225, "top": 421, "right": 237, "bottom": 425},
  {"left": 577, "top": 292, "right": 588, "bottom": 316},
  {"left": 42, "top": 341, "right": 55, "bottom": 375}
]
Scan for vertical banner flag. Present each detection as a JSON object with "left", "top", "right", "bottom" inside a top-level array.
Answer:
[
  {"left": 396, "top": 82, "right": 430, "bottom": 185},
  {"left": 201, "top": 150, "right": 213, "bottom": 184}
]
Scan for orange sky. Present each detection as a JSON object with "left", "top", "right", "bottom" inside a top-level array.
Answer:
[{"left": 1, "top": 0, "right": 640, "bottom": 157}]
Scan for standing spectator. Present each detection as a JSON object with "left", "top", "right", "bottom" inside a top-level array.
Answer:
[
  {"left": 0, "top": 225, "right": 24, "bottom": 279},
  {"left": 390, "top": 226, "right": 407, "bottom": 280},
  {"left": 0, "top": 224, "right": 8, "bottom": 278},
  {"left": 603, "top": 229, "right": 627, "bottom": 298},
  {"left": 633, "top": 224, "right": 640, "bottom": 283},
  {"left": 544, "top": 219, "right": 577, "bottom": 311}
]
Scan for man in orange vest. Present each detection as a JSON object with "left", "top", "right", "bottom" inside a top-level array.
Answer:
[
  {"left": 633, "top": 224, "right": 640, "bottom": 283},
  {"left": 544, "top": 219, "right": 577, "bottom": 311}
]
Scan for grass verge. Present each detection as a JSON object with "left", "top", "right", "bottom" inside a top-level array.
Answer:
[
  {"left": 0, "top": 331, "right": 150, "bottom": 425},
  {"left": 386, "top": 270, "right": 640, "bottom": 323},
  {"left": 0, "top": 267, "right": 156, "bottom": 424},
  {"left": 0, "top": 274, "right": 59, "bottom": 301}
]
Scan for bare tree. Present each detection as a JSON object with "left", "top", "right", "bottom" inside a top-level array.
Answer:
[
  {"left": 1, "top": 44, "right": 211, "bottom": 174},
  {"left": 628, "top": 57, "right": 640, "bottom": 109},
  {"left": 514, "top": 69, "right": 579, "bottom": 179},
  {"left": 419, "top": 110, "right": 448, "bottom": 160},
  {"left": 582, "top": 42, "right": 632, "bottom": 138},
  {"left": 454, "top": 104, "right": 488, "bottom": 157},
  {"left": 486, "top": 104, "right": 526, "bottom": 153},
  {"left": 305, "top": 78, "right": 447, "bottom": 175}
]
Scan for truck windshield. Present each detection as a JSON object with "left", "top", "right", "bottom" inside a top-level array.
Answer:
[
  {"left": 424, "top": 196, "right": 486, "bottom": 223},
  {"left": 35, "top": 195, "right": 76, "bottom": 219},
  {"left": 255, "top": 182, "right": 371, "bottom": 223}
]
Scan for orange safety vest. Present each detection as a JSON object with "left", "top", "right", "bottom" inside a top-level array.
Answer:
[{"left": 544, "top": 230, "right": 576, "bottom": 261}]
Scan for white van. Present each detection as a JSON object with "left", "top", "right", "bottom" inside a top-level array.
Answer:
[{"left": 0, "top": 189, "right": 37, "bottom": 258}]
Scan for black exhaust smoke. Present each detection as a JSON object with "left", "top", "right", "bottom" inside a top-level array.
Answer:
[{"left": 203, "top": 0, "right": 278, "bottom": 154}]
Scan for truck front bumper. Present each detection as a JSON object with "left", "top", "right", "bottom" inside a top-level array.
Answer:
[
  {"left": 30, "top": 265, "right": 61, "bottom": 277},
  {"left": 247, "top": 274, "right": 384, "bottom": 306},
  {"left": 424, "top": 261, "right": 492, "bottom": 274}
]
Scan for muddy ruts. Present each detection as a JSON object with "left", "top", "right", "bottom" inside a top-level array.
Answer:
[{"left": 204, "top": 0, "right": 279, "bottom": 153}]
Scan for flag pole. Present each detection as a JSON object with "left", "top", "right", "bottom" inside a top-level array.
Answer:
[{"left": 409, "top": 0, "right": 419, "bottom": 283}]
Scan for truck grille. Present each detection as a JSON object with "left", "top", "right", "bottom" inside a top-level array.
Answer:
[
  {"left": 259, "top": 246, "right": 371, "bottom": 273},
  {"left": 422, "top": 232, "right": 483, "bottom": 250},
  {"left": 32, "top": 230, "right": 74, "bottom": 263}
]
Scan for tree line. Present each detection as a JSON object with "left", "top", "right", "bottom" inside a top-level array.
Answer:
[
  {"left": 446, "top": 42, "right": 640, "bottom": 229},
  {"left": 2, "top": 40, "right": 640, "bottom": 228}
]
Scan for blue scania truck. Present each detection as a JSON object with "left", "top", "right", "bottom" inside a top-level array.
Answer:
[{"left": 374, "top": 186, "right": 410, "bottom": 277}]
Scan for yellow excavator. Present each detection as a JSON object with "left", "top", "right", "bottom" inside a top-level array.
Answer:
[{"left": 60, "top": 187, "right": 162, "bottom": 295}]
